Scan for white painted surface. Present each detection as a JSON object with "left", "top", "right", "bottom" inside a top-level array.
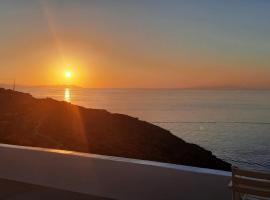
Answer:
[{"left": 0, "top": 143, "right": 231, "bottom": 200}]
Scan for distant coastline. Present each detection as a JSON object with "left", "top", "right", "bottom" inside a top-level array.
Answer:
[{"left": 1, "top": 83, "right": 270, "bottom": 91}]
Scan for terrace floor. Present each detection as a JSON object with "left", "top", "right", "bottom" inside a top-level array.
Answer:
[{"left": 0, "top": 178, "right": 112, "bottom": 200}]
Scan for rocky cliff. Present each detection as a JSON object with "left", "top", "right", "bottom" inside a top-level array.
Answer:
[{"left": 0, "top": 88, "right": 231, "bottom": 171}]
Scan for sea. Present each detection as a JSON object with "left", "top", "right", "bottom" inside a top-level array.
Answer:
[{"left": 11, "top": 86, "right": 270, "bottom": 170}]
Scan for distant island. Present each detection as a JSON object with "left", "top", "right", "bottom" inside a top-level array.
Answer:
[
  {"left": 0, "top": 88, "right": 231, "bottom": 171},
  {"left": 0, "top": 83, "right": 84, "bottom": 90},
  {"left": 1, "top": 83, "right": 270, "bottom": 91}
]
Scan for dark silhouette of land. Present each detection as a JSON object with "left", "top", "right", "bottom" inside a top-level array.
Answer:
[{"left": 0, "top": 88, "right": 231, "bottom": 171}]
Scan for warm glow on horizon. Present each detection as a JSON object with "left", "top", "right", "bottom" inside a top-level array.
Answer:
[
  {"left": 47, "top": 60, "right": 90, "bottom": 87},
  {"left": 1, "top": 1, "right": 270, "bottom": 89}
]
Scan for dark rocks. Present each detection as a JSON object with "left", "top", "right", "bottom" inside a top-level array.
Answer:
[{"left": 0, "top": 88, "right": 231, "bottom": 171}]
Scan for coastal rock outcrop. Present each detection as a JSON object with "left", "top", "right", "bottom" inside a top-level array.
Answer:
[{"left": 0, "top": 88, "right": 231, "bottom": 171}]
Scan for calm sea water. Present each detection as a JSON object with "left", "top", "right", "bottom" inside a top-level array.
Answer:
[{"left": 16, "top": 87, "right": 270, "bottom": 170}]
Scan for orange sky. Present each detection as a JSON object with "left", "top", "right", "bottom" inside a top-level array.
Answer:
[{"left": 0, "top": 1, "right": 270, "bottom": 89}]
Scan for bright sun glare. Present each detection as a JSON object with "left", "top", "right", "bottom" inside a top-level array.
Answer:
[{"left": 65, "top": 71, "right": 72, "bottom": 78}]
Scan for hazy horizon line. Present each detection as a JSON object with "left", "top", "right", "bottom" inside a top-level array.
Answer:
[{"left": 1, "top": 83, "right": 270, "bottom": 91}]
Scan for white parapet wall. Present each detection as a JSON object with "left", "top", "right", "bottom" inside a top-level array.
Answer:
[{"left": 0, "top": 143, "right": 231, "bottom": 200}]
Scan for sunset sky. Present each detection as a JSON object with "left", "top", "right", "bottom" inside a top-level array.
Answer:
[{"left": 0, "top": 0, "right": 270, "bottom": 88}]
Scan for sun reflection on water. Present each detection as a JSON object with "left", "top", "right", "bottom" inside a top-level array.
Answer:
[{"left": 64, "top": 88, "right": 71, "bottom": 102}]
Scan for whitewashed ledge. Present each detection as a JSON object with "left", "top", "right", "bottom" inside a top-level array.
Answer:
[{"left": 0, "top": 143, "right": 231, "bottom": 200}]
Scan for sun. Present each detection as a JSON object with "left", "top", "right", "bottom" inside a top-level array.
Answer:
[{"left": 65, "top": 71, "right": 72, "bottom": 79}]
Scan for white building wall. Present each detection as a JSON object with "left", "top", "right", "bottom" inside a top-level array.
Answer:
[{"left": 0, "top": 143, "right": 231, "bottom": 200}]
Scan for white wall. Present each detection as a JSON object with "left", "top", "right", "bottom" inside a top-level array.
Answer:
[{"left": 0, "top": 143, "right": 231, "bottom": 200}]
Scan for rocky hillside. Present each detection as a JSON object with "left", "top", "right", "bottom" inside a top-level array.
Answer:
[{"left": 0, "top": 88, "right": 231, "bottom": 171}]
